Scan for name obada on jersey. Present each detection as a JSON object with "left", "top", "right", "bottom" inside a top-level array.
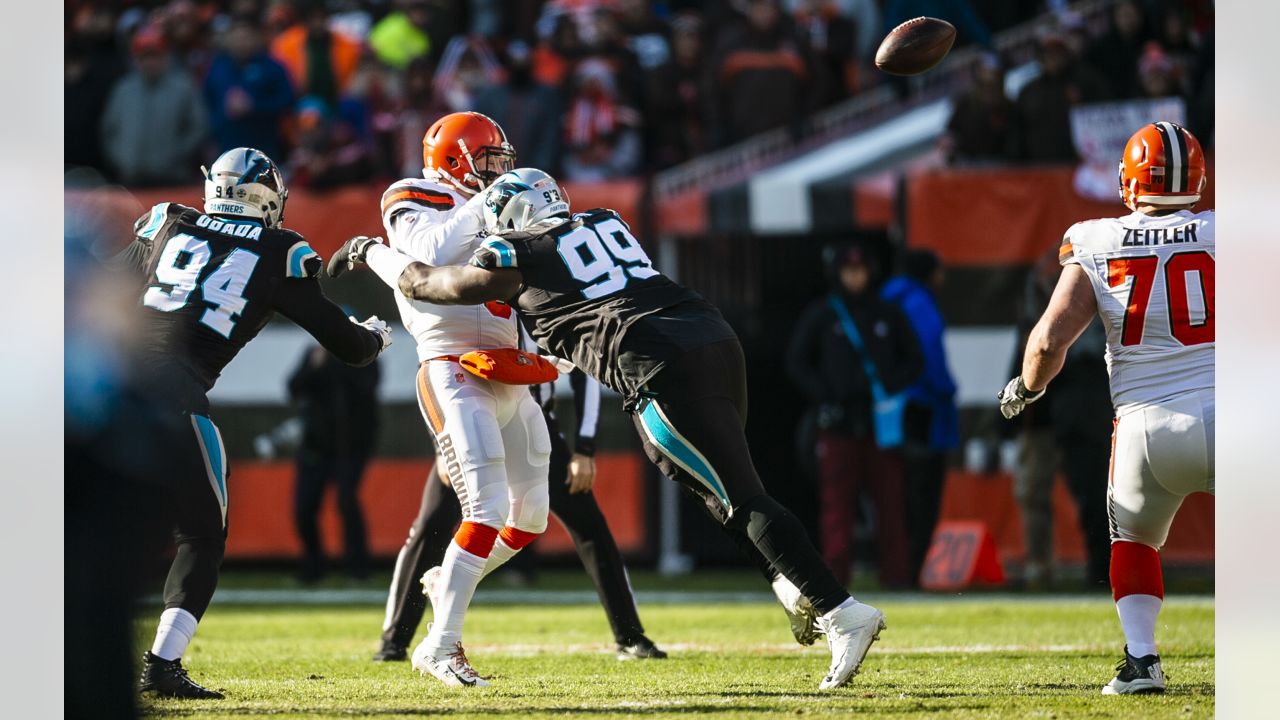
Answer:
[{"left": 196, "top": 209, "right": 263, "bottom": 239}]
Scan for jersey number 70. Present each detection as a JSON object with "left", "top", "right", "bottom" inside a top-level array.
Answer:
[{"left": 1107, "top": 251, "right": 1214, "bottom": 346}]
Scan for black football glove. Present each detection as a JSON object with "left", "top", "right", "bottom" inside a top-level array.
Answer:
[{"left": 326, "top": 236, "right": 384, "bottom": 278}]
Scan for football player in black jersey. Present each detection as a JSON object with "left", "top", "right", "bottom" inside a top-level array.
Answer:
[
  {"left": 329, "top": 169, "right": 885, "bottom": 690},
  {"left": 117, "top": 148, "right": 391, "bottom": 699}
]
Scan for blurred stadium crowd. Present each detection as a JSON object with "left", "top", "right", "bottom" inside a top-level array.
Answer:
[{"left": 66, "top": 0, "right": 1214, "bottom": 188}]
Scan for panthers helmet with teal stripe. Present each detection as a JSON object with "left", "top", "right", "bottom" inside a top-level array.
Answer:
[
  {"left": 481, "top": 168, "right": 569, "bottom": 234},
  {"left": 202, "top": 147, "right": 289, "bottom": 228}
]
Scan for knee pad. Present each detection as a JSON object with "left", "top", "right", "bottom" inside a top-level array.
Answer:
[
  {"left": 519, "top": 398, "right": 553, "bottom": 469},
  {"left": 506, "top": 477, "right": 549, "bottom": 534}
]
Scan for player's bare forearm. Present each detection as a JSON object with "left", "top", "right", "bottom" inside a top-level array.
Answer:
[
  {"left": 397, "top": 262, "right": 522, "bottom": 306},
  {"left": 1021, "top": 264, "right": 1098, "bottom": 391}
]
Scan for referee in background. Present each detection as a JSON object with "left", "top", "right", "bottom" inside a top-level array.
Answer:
[{"left": 375, "top": 328, "right": 666, "bottom": 661}]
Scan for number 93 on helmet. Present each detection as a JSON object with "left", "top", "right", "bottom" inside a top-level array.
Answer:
[{"left": 481, "top": 168, "right": 571, "bottom": 234}]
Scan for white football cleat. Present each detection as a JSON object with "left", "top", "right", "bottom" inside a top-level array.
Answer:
[
  {"left": 420, "top": 566, "right": 442, "bottom": 608},
  {"left": 412, "top": 638, "right": 490, "bottom": 688},
  {"left": 770, "top": 575, "right": 819, "bottom": 646},
  {"left": 817, "top": 599, "right": 886, "bottom": 690}
]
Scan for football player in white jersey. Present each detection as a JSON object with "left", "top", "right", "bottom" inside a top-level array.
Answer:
[
  {"left": 347, "top": 112, "right": 552, "bottom": 687},
  {"left": 999, "top": 122, "right": 1214, "bottom": 695}
]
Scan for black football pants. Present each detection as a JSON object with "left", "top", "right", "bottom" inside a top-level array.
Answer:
[
  {"left": 160, "top": 414, "right": 229, "bottom": 620},
  {"left": 632, "top": 339, "right": 851, "bottom": 615},
  {"left": 380, "top": 416, "right": 647, "bottom": 649}
]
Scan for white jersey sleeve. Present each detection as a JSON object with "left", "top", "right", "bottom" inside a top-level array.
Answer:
[
  {"left": 380, "top": 179, "right": 487, "bottom": 265},
  {"left": 379, "top": 177, "right": 517, "bottom": 361},
  {"left": 1062, "top": 209, "right": 1215, "bottom": 415}
]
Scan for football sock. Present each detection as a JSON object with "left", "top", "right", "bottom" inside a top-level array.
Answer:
[
  {"left": 480, "top": 537, "right": 520, "bottom": 578},
  {"left": 423, "top": 540, "right": 487, "bottom": 655},
  {"left": 1110, "top": 541, "right": 1164, "bottom": 658},
  {"left": 481, "top": 527, "right": 540, "bottom": 578},
  {"left": 150, "top": 607, "right": 199, "bottom": 661},
  {"left": 733, "top": 494, "right": 851, "bottom": 615}
]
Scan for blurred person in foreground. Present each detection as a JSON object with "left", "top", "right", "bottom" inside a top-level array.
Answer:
[
  {"left": 328, "top": 170, "right": 891, "bottom": 691},
  {"left": 101, "top": 25, "right": 209, "bottom": 186},
  {"left": 1007, "top": 246, "right": 1113, "bottom": 591},
  {"left": 787, "top": 245, "right": 923, "bottom": 589},
  {"left": 881, "top": 250, "right": 958, "bottom": 586},
  {"left": 999, "top": 122, "right": 1213, "bottom": 695},
  {"left": 288, "top": 343, "right": 381, "bottom": 583},
  {"left": 204, "top": 19, "right": 296, "bottom": 160},
  {"left": 117, "top": 148, "right": 390, "bottom": 699},
  {"left": 66, "top": 185, "right": 180, "bottom": 720}
]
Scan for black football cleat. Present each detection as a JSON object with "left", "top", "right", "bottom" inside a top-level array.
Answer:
[
  {"left": 616, "top": 635, "right": 668, "bottom": 661},
  {"left": 372, "top": 642, "right": 408, "bottom": 662},
  {"left": 1101, "top": 646, "right": 1166, "bottom": 695},
  {"left": 138, "top": 652, "right": 224, "bottom": 699}
]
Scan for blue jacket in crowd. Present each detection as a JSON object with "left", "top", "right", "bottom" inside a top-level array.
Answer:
[
  {"left": 882, "top": 275, "right": 960, "bottom": 449},
  {"left": 203, "top": 51, "right": 295, "bottom": 161}
]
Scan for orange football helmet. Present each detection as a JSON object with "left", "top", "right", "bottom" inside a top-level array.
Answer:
[
  {"left": 422, "top": 111, "right": 516, "bottom": 194},
  {"left": 1118, "top": 121, "right": 1207, "bottom": 210}
]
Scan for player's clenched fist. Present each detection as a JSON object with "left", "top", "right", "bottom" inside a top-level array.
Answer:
[
  {"left": 327, "top": 235, "right": 385, "bottom": 277},
  {"left": 997, "top": 375, "right": 1044, "bottom": 419}
]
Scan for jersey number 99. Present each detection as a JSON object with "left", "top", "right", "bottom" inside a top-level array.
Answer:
[{"left": 557, "top": 217, "right": 658, "bottom": 299}]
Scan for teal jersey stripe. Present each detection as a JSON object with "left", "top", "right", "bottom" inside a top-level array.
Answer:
[
  {"left": 287, "top": 242, "right": 318, "bottom": 278},
  {"left": 139, "top": 203, "right": 170, "bottom": 239},
  {"left": 484, "top": 239, "right": 516, "bottom": 268},
  {"left": 192, "top": 414, "right": 227, "bottom": 517},
  {"left": 637, "top": 400, "right": 731, "bottom": 510}
]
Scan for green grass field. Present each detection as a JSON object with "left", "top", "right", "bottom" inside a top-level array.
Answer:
[{"left": 137, "top": 589, "right": 1214, "bottom": 719}]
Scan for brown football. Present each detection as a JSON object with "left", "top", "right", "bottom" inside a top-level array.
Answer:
[{"left": 875, "top": 17, "right": 957, "bottom": 76}]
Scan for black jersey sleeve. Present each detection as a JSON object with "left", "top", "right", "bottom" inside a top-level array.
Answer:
[
  {"left": 110, "top": 202, "right": 179, "bottom": 278},
  {"left": 272, "top": 277, "right": 381, "bottom": 367},
  {"left": 470, "top": 234, "right": 527, "bottom": 271}
]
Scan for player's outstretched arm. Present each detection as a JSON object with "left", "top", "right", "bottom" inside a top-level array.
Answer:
[
  {"left": 999, "top": 264, "right": 1097, "bottom": 419},
  {"left": 330, "top": 236, "right": 522, "bottom": 306},
  {"left": 1020, "top": 263, "right": 1097, "bottom": 391},
  {"left": 396, "top": 260, "right": 522, "bottom": 306},
  {"left": 273, "top": 274, "right": 387, "bottom": 366}
]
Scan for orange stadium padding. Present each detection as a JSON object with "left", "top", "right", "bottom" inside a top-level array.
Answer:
[
  {"left": 937, "top": 470, "right": 1214, "bottom": 566},
  {"left": 224, "top": 452, "right": 648, "bottom": 560},
  {"left": 104, "top": 179, "right": 645, "bottom": 260},
  {"left": 906, "top": 165, "right": 1216, "bottom": 266}
]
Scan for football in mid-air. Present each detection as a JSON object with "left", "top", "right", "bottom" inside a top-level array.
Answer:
[{"left": 875, "top": 17, "right": 957, "bottom": 76}]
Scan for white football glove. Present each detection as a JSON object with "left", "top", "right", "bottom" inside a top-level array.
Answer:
[
  {"left": 352, "top": 314, "right": 393, "bottom": 352},
  {"left": 998, "top": 376, "right": 1045, "bottom": 419}
]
